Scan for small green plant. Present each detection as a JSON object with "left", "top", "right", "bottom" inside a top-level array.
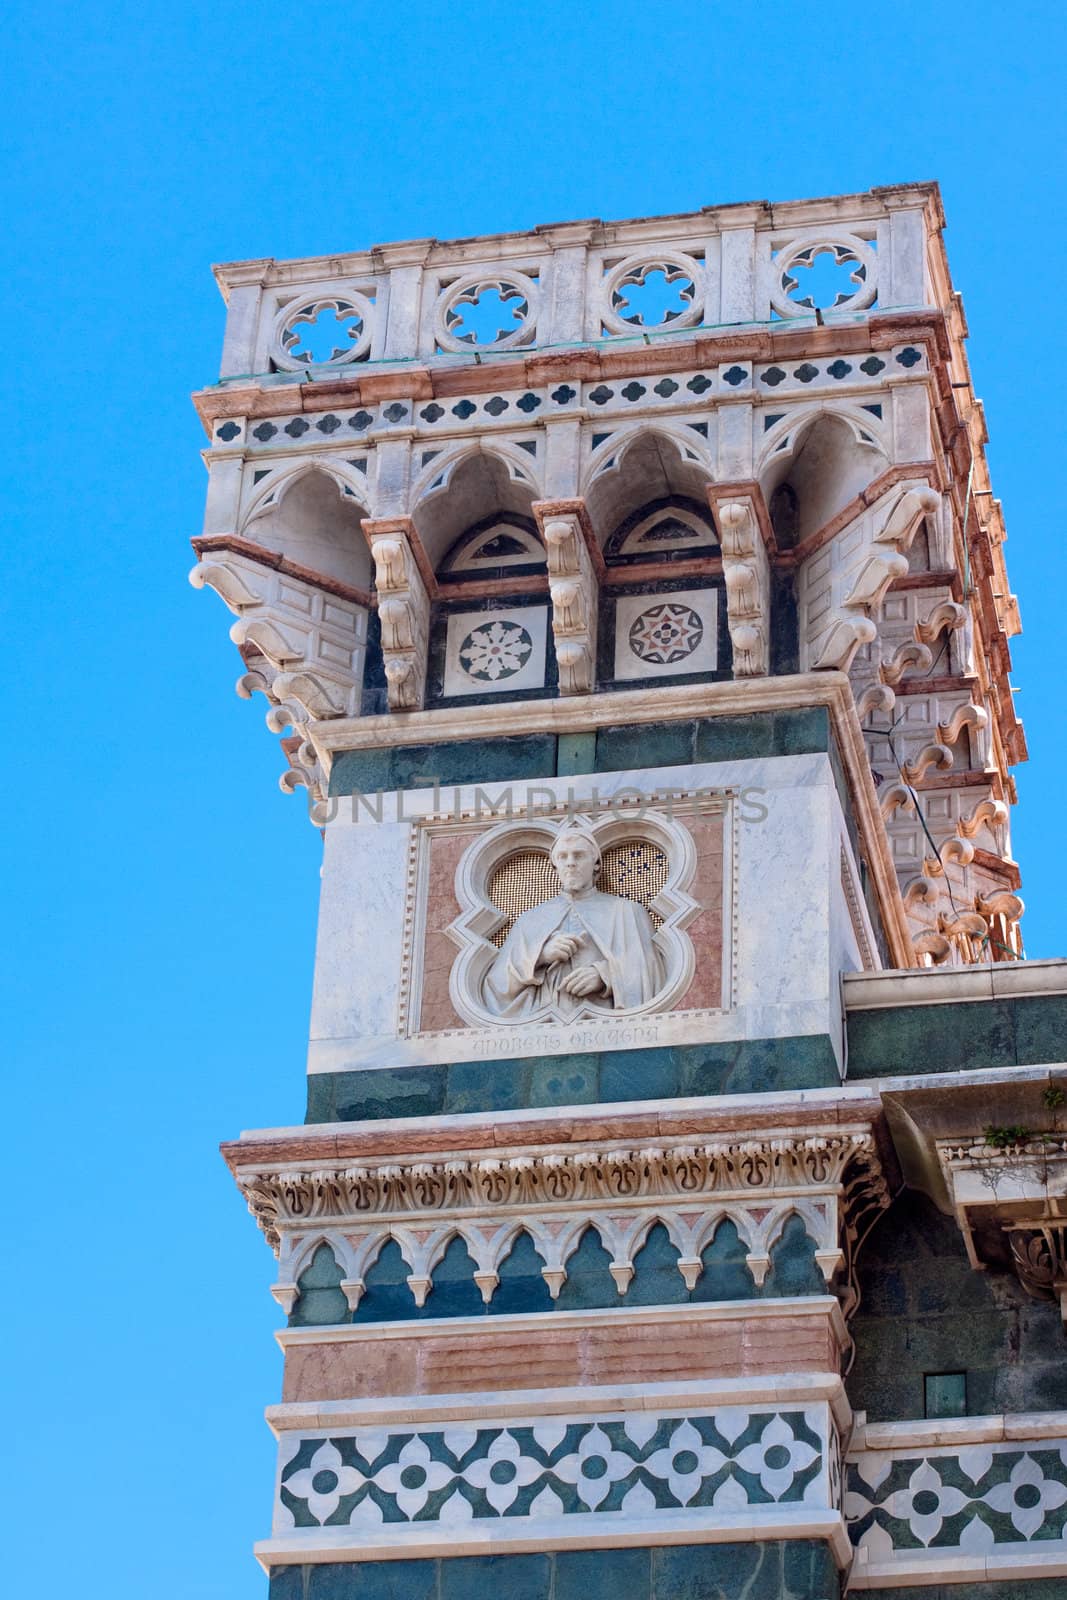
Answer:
[
  {"left": 1042, "top": 1086, "right": 1066, "bottom": 1114},
  {"left": 984, "top": 1124, "right": 1030, "bottom": 1148}
]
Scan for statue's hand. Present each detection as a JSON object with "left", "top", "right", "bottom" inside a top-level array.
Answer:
[
  {"left": 542, "top": 934, "right": 580, "bottom": 966},
  {"left": 560, "top": 964, "right": 605, "bottom": 997}
]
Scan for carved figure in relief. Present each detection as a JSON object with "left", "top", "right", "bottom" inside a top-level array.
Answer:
[{"left": 481, "top": 825, "right": 664, "bottom": 1019}]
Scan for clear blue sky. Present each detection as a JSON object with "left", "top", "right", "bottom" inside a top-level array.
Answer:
[{"left": 3, "top": 4, "right": 1064, "bottom": 1595}]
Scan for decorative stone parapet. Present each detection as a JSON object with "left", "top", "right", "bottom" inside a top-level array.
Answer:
[
  {"left": 846, "top": 1410, "right": 1067, "bottom": 1588},
  {"left": 211, "top": 187, "right": 940, "bottom": 378}
]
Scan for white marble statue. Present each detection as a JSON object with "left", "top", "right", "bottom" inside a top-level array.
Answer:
[{"left": 481, "top": 826, "right": 664, "bottom": 1020}]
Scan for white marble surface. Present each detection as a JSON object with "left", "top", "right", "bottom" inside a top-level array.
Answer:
[{"left": 307, "top": 752, "right": 871, "bottom": 1077}]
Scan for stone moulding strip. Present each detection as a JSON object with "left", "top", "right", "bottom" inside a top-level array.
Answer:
[
  {"left": 853, "top": 1410, "right": 1067, "bottom": 1452},
  {"left": 266, "top": 1363, "right": 853, "bottom": 1435},
  {"left": 223, "top": 1089, "right": 887, "bottom": 1166},
  {"left": 313, "top": 668, "right": 853, "bottom": 755},
  {"left": 275, "top": 1295, "right": 849, "bottom": 1344},
  {"left": 254, "top": 1507, "right": 852, "bottom": 1573},
  {"left": 844, "top": 958, "right": 1067, "bottom": 1010},
  {"left": 194, "top": 312, "right": 948, "bottom": 429}
]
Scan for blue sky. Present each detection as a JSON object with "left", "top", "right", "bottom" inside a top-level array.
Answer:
[{"left": 3, "top": 3, "right": 1064, "bottom": 1595}]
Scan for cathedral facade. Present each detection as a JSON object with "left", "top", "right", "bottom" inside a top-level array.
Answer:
[{"left": 192, "top": 185, "right": 1067, "bottom": 1597}]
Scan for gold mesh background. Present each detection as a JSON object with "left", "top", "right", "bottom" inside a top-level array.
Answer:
[{"left": 487, "top": 839, "right": 667, "bottom": 946}]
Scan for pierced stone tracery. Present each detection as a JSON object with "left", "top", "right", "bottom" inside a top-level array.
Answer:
[
  {"left": 271, "top": 291, "right": 376, "bottom": 369},
  {"left": 600, "top": 252, "right": 705, "bottom": 336},
  {"left": 434, "top": 272, "right": 540, "bottom": 353}
]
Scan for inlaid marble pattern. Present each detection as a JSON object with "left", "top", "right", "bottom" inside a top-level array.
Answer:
[
  {"left": 442, "top": 607, "right": 549, "bottom": 697},
  {"left": 846, "top": 1435, "right": 1067, "bottom": 1583},
  {"left": 276, "top": 1405, "right": 830, "bottom": 1533},
  {"left": 612, "top": 589, "right": 718, "bottom": 681}
]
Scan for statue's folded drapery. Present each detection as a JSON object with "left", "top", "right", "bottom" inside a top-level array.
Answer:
[{"left": 481, "top": 890, "right": 664, "bottom": 1019}]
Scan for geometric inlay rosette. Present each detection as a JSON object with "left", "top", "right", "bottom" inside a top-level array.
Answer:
[
  {"left": 629, "top": 601, "right": 704, "bottom": 665},
  {"left": 442, "top": 607, "right": 548, "bottom": 697},
  {"left": 277, "top": 1407, "right": 827, "bottom": 1531},
  {"left": 612, "top": 588, "right": 718, "bottom": 681},
  {"left": 459, "top": 620, "right": 534, "bottom": 682}
]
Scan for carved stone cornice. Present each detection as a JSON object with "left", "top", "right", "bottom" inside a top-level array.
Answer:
[
  {"left": 232, "top": 1126, "right": 889, "bottom": 1320},
  {"left": 240, "top": 1129, "right": 882, "bottom": 1233}
]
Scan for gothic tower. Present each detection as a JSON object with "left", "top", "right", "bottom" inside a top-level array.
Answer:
[{"left": 192, "top": 187, "right": 1067, "bottom": 1598}]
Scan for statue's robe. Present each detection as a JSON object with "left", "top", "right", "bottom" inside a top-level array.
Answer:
[{"left": 482, "top": 890, "right": 663, "bottom": 1020}]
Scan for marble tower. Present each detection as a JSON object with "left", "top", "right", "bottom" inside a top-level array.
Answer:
[{"left": 192, "top": 186, "right": 1067, "bottom": 1598}]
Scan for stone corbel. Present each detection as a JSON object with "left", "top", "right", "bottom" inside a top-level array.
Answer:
[
  {"left": 812, "top": 484, "right": 939, "bottom": 672},
  {"left": 901, "top": 741, "right": 954, "bottom": 785},
  {"left": 923, "top": 835, "right": 975, "bottom": 877},
  {"left": 913, "top": 929, "right": 952, "bottom": 963},
  {"left": 269, "top": 1281, "right": 299, "bottom": 1315},
  {"left": 717, "top": 499, "right": 770, "bottom": 677},
  {"left": 958, "top": 797, "right": 1008, "bottom": 839},
  {"left": 879, "top": 640, "right": 933, "bottom": 686},
  {"left": 362, "top": 517, "right": 431, "bottom": 711},
  {"left": 1009, "top": 1227, "right": 1067, "bottom": 1321},
  {"left": 278, "top": 736, "right": 331, "bottom": 826},
  {"left": 936, "top": 701, "right": 988, "bottom": 758},
  {"left": 857, "top": 682, "right": 896, "bottom": 722},
  {"left": 975, "top": 888, "right": 1023, "bottom": 921},
  {"left": 937, "top": 910, "right": 987, "bottom": 940},
  {"left": 879, "top": 782, "right": 915, "bottom": 821},
  {"left": 916, "top": 599, "right": 967, "bottom": 647},
  {"left": 189, "top": 546, "right": 368, "bottom": 724},
  {"left": 902, "top": 875, "right": 938, "bottom": 909},
  {"left": 534, "top": 500, "right": 599, "bottom": 695}
]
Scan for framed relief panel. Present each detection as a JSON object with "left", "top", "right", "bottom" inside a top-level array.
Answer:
[{"left": 399, "top": 799, "right": 733, "bottom": 1049}]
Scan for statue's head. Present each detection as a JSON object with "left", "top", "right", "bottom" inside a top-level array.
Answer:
[{"left": 549, "top": 825, "right": 601, "bottom": 894}]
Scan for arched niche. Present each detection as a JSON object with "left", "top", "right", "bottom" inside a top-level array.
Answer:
[
  {"left": 247, "top": 468, "right": 372, "bottom": 591},
  {"left": 412, "top": 450, "right": 542, "bottom": 579},
  {"left": 437, "top": 511, "right": 545, "bottom": 584},
  {"left": 761, "top": 412, "right": 887, "bottom": 549},
  {"left": 415, "top": 450, "right": 550, "bottom": 702},
  {"left": 584, "top": 430, "right": 717, "bottom": 562}
]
